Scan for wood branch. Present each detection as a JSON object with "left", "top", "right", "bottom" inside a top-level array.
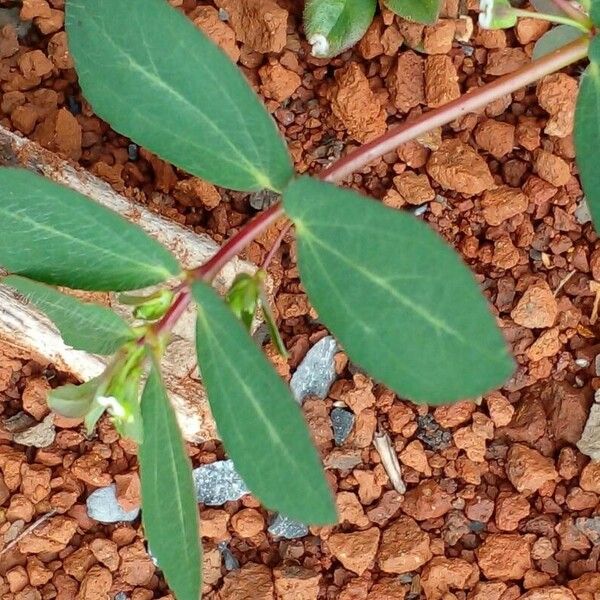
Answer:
[{"left": 0, "top": 125, "right": 261, "bottom": 442}]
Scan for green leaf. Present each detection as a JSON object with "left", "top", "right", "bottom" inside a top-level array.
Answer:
[
  {"left": 575, "top": 38, "right": 600, "bottom": 229},
  {"left": 3, "top": 275, "right": 134, "bottom": 354},
  {"left": 66, "top": 0, "right": 294, "bottom": 193},
  {"left": 119, "top": 290, "right": 175, "bottom": 321},
  {"left": 225, "top": 273, "right": 261, "bottom": 331},
  {"left": 383, "top": 0, "right": 442, "bottom": 24},
  {"left": 84, "top": 401, "right": 106, "bottom": 435},
  {"left": 48, "top": 378, "right": 101, "bottom": 418},
  {"left": 139, "top": 361, "right": 201, "bottom": 600},
  {"left": 0, "top": 169, "right": 180, "bottom": 291},
  {"left": 591, "top": 0, "right": 600, "bottom": 24},
  {"left": 192, "top": 281, "right": 336, "bottom": 524},
  {"left": 283, "top": 177, "right": 514, "bottom": 404},
  {"left": 304, "top": 0, "right": 377, "bottom": 58},
  {"left": 531, "top": 0, "right": 568, "bottom": 17},
  {"left": 532, "top": 25, "right": 583, "bottom": 59}
]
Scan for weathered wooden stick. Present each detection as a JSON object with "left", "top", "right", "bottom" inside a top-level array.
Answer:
[{"left": 0, "top": 125, "right": 260, "bottom": 441}]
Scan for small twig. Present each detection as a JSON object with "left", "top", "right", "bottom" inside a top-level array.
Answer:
[
  {"left": 373, "top": 429, "right": 406, "bottom": 494},
  {"left": 153, "top": 288, "right": 191, "bottom": 339},
  {"left": 553, "top": 269, "right": 576, "bottom": 296},
  {"left": 0, "top": 510, "right": 56, "bottom": 556}
]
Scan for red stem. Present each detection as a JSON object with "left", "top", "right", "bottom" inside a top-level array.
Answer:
[
  {"left": 153, "top": 288, "right": 191, "bottom": 337},
  {"left": 191, "top": 202, "right": 284, "bottom": 281},
  {"left": 262, "top": 221, "right": 294, "bottom": 271},
  {"left": 320, "top": 36, "right": 589, "bottom": 183},
  {"left": 151, "top": 36, "right": 589, "bottom": 340}
]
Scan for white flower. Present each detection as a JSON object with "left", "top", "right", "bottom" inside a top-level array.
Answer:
[
  {"left": 309, "top": 34, "right": 330, "bottom": 58},
  {"left": 97, "top": 395, "right": 126, "bottom": 418},
  {"left": 479, "top": 0, "right": 494, "bottom": 28}
]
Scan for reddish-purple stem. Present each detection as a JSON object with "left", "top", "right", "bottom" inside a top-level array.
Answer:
[
  {"left": 319, "top": 37, "right": 589, "bottom": 183},
  {"left": 153, "top": 288, "right": 191, "bottom": 338},
  {"left": 192, "top": 202, "right": 284, "bottom": 281},
  {"left": 151, "top": 36, "right": 589, "bottom": 340},
  {"left": 262, "top": 221, "right": 294, "bottom": 271}
]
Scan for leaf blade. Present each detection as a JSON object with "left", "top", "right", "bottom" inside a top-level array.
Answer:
[
  {"left": 48, "top": 378, "right": 100, "bottom": 419},
  {"left": 531, "top": 0, "right": 570, "bottom": 16},
  {"left": 3, "top": 275, "right": 134, "bottom": 354},
  {"left": 0, "top": 168, "right": 180, "bottom": 291},
  {"left": 532, "top": 25, "right": 583, "bottom": 59},
  {"left": 192, "top": 281, "right": 336, "bottom": 524},
  {"left": 383, "top": 0, "right": 442, "bottom": 24},
  {"left": 139, "top": 361, "right": 201, "bottom": 600},
  {"left": 304, "top": 0, "right": 377, "bottom": 58},
  {"left": 589, "top": 0, "right": 599, "bottom": 23},
  {"left": 66, "top": 0, "right": 294, "bottom": 192},
  {"left": 283, "top": 177, "right": 514, "bottom": 404},
  {"left": 575, "top": 38, "right": 600, "bottom": 229}
]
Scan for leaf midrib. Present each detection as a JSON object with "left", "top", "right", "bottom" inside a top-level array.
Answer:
[
  {"left": 298, "top": 221, "right": 508, "bottom": 369},
  {"left": 197, "top": 307, "right": 312, "bottom": 483},
  {"left": 144, "top": 367, "right": 199, "bottom": 597},
  {"left": 3, "top": 203, "right": 172, "bottom": 280}
]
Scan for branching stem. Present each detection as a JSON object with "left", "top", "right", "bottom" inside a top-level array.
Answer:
[{"left": 151, "top": 36, "right": 589, "bottom": 340}]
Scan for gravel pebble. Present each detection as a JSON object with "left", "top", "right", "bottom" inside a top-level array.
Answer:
[
  {"left": 86, "top": 485, "right": 140, "bottom": 523},
  {"left": 416, "top": 414, "right": 451, "bottom": 450},
  {"left": 268, "top": 514, "right": 309, "bottom": 539},
  {"left": 290, "top": 336, "right": 337, "bottom": 403},
  {"left": 193, "top": 460, "right": 249, "bottom": 506},
  {"left": 331, "top": 408, "right": 355, "bottom": 445}
]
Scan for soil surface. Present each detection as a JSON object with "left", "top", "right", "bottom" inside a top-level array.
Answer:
[{"left": 0, "top": 0, "right": 599, "bottom": 599}]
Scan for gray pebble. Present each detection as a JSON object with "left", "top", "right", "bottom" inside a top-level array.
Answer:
[
  {"left": 193, "top": 460, "right": 249, "bottom": 505},
  {"left": 249, "top": 189, "right": 278, "bottom": 211},
  {"left": 0, "top": 7, "right": 32, "bottom": 37},
  {"left": 576, "top": 516, "right": 600, "bottom": 544},
  {"left": 416, "top": 414, "right": 451, "bottom": 450},
  {"left": 87, "top": 485, "right": 140, "bottom": 523},
  {"left": 290, "top": 336, "right": 337, "bottom": 403},
  {"left": 218, "top": 541, "right": 239, "bottom": 571},
  {"left": 268, "top": 514, "right": 309, "bottom": 539},
  {"left": 114, "top": 594, "right": 129, "bottom": 600},
  {"left": 575, "top": 197, "right": 592, "bottom": 224},
  {"left": 331, "top": 408, "right": 354, "bottom": 446},
  {"left": 469, "top": 521, "right": 486, "bottom": 533},
  {"left": 127, "top": 144, "right": 139, "bottom": 161},
  {"left": 14, "top": 415, "right": 56, "bottom": 448}
]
